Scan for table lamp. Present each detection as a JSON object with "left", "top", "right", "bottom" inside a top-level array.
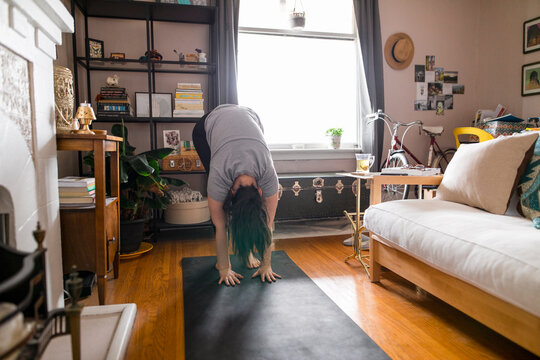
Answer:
[{"left": 73, "top": 102, "right": 96, "bottom": 135}]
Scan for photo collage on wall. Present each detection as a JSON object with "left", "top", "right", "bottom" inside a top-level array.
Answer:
[{"left": 414, "top": 56, "right": 465, "bottom": 115}]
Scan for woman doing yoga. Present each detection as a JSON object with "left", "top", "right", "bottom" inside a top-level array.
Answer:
[{"left": 192, "top": 104, "right": 280, "bottom": 286}]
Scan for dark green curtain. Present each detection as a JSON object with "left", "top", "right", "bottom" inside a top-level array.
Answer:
[
  {"left": 216, "top": 0, "right": 240, "bottom": 105},
  {"left": 353, "top": 0, "right": 385, "bottom": 170}
]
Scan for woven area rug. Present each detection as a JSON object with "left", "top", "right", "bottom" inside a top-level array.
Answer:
[{"left": 182, "top": 250, "right": 389, "bottom": 360}]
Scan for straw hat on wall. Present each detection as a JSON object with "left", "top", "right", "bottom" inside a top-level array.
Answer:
[{"left": 384, "top": 33, "right": 414, "bottom": 70}]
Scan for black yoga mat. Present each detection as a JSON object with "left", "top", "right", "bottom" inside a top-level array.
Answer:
[{"left": 182, "top": 250, "right": 389, "bottom": 360}]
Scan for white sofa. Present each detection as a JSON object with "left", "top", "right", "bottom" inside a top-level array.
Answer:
[{"left": 364, "top": 132, "right": 540, "bottom": 356}]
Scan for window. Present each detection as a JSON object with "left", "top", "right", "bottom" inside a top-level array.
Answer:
[{"left": 238, "top": 0, "right": 359, "bottom": 149}]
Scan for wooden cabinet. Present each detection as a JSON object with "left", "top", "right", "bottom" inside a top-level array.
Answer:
[{"left": 57, "top": 133, "right": 122, "bottom": 305}]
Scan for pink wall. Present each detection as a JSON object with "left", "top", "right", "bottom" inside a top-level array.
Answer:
[
  {"left": 475, "top": 0, "right": 540, "bottom": 118},
  {"left": 379, "top": 0, "right": 540, "bottom": 165},
  {"left": 379, "top": 0, "right": 482, "bottom": 164}
]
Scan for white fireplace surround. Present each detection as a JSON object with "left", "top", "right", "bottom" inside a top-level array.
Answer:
[{"left": 0, "top": 0, "right": 73, "bottom": 309}]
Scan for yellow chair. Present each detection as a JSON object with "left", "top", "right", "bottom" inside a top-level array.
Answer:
[{"left": 453, "top": 127, "right": 494, "bottom": 149}]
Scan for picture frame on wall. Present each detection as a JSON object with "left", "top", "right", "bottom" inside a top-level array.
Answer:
[
  {"left": 523, "top": 16, "right": 540, "bottom": 54},
  {"left": 135, "top": 93, "right": 173, "bottom": 117},
  {"left": 522, "top": 61, "right": 540, "bottom": 96},
  {"left": 88, "top": 38, "right": 104, "bottom": 59}
]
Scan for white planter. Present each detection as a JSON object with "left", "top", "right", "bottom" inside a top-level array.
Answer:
[
  {"left": 164, "top": 198, "right": 210, "bottom": 224},
  {"left": 328, "top": 135, "right": 341, "bottom": 149}
]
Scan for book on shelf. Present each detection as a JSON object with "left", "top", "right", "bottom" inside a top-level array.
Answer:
[
  {"left": 175, "top": 92, "right": 203, "bottom": 100},
  {"left": 101, "top": 86, "right": 127, "bottom": 92},
  {"left": 98, "top": 103, "right": 130, "bottom": 112},
  {"left": 173, "top": 109, "right": 205, "bottom": 117},
  {"left": 58, "top": 176, "right": 95, "bottom": 187},
  {"left": 59, "top": 189, "right": 96, "bottom": 197},
  {"left": 59, "top": 195, "right": 96, "bottom": 204},
  {"left": 97, "top": 98, "right": 131, "bottom": 104},
  {"left": 97, "top": 112, "right": 132, "bottom": 117},
  {"left": 380, "top": 167, "right": 442, "bottom": 176},
  {"left": 174, "top": 102, "right": 204, "bottom": 111},
  {"left": 177, "top": 82, "right": 202, "bottom": 90}
]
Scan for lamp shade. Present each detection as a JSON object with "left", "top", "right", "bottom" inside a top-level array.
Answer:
[
  {"left": 72, "top": 102, "right": 96, "bottom": 135},
  {"left": 74, "top": 102, "right": 96, "bottom": 121}
]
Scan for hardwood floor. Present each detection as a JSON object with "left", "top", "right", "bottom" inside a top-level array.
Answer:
[{"left": 82, "top": 229, "right": 539, "bottom": 360}]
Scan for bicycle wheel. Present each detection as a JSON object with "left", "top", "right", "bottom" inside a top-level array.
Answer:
[
  {"left": 380, "top": 151, "right": 410, "bottom": 202},
  {"left": 432, "top": 148, "right": 457, "bottom": 174}
]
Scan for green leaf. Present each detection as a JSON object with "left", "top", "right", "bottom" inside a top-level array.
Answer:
[
  {"left": 112, "top": 123, "right": 136, "bottom": 155},
  {"left": 144, "top": 196, "right": 169, "bottom": 209},
  {"left": 120, "top": 196, "right": 137, "bottom": 210},
  {"left": 162, "top": 176, "right": 187, "bottom": 187},
  {"left": 127, "top": 155, "right": 154, "bottom": 177},
  {"left": 139, "top": 147, "right": 174, "bottom": 160}
]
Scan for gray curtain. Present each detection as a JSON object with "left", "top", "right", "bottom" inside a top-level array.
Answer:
[
  {"left": 216, "top": 0, "right": 240, "bottom": 105},
  {"left": 353, "top": 0, "right": 385, "bottom": 170}
]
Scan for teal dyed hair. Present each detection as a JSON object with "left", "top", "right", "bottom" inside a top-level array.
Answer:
[{"left": 223, "top": 185, "right": 271, "bottom": 265}]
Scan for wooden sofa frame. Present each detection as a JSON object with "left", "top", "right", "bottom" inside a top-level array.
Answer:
[
  {"left": 366, "top": 175, "right": 540, "bottom": 356},
  {"left": 369, "top": 229, "right": 540, "bottom": 356}
]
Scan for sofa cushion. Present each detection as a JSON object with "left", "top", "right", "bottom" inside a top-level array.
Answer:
[
  {"left": 518, "top": 132, "right": 540, "bottom": 220},
  {"left": 364, "top": 199, "right": 540, "bottom": 317},
  {"left": 436, "top": 132, "right": 539, "bottom": 214}
]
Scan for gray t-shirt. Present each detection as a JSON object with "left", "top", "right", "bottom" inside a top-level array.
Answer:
[{"left": 205, "top": 104, "right": 278, "bottom": 202}]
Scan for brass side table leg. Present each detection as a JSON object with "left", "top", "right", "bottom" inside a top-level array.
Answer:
[{"left": 344, "top": 178, "right": 370, "bottom": 277}]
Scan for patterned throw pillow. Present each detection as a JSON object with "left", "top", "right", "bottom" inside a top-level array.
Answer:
[{"left": 518, "top": 132, "right": 540, "bottom": 221}]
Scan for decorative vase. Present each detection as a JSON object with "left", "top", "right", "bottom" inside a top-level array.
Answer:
[
  {"left": 120, "top": 218, "right": 145, "bottom": 254},
  {"left": 328, "top": 135, "right": 341, "bottom": 149},
  {"left": 53, "top": 66, "right": 75, "bottom": 133}
]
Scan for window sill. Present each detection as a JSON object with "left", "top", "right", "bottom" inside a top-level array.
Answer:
[{"left": 270, "top": 148, "right": 360, "bottom": 161}]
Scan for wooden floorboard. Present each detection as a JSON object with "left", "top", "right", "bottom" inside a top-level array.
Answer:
[{"left": 81, "top": 229, "right": 539, "bottom": 360}]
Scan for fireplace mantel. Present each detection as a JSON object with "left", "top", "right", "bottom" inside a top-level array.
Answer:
[{"left": 0, "top": 0, "right": 74, "bottom": 309}]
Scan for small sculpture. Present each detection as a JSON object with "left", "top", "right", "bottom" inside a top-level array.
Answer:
[{"left": 106, "top": 74, "right": 119, "bottom": 87}]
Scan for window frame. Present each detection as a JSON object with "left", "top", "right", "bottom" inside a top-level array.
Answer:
[{"left": 237, "top": 19, "right": 361, "bottom": 153}]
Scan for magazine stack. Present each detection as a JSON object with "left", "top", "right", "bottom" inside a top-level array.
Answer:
[
  {"left": 173, "top": 83, "right": 204, "bottom": 118},
  {"left": 58, "top": 176, "right": 96, "bottom": 206}
]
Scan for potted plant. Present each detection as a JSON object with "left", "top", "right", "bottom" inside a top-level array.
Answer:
[
  {"left": 326, "top": 128, "right": 343, "bottom": 149},
  {"left": 84, "top": 123, "right": 185, "bottom": 253}
]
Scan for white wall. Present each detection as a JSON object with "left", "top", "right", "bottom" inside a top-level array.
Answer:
[{"left": 0, "top": 0, "right": 73, "bottom": 309}]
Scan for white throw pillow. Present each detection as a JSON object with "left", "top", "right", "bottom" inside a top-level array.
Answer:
[{"left": 436, "top": 132, "right": 539, "bottom": 214}]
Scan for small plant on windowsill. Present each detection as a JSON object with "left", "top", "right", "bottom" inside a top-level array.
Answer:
[{"left": 326, "top": 128, "right": 343, "bottom": 149}]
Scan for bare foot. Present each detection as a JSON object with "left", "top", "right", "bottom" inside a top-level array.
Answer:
[{"left": 246, "top": 252, "right": 261, "bottom": 268}]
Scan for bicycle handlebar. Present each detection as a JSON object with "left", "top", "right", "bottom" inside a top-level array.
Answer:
[{"left": 366, "top": 110, "right": 423, "bottom": 128}]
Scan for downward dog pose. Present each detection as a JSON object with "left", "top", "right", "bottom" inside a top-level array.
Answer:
[{"left": 192, "top": 104, "right": 281, "bottom": 286}]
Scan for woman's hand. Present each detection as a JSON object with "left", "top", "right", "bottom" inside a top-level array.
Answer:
[
  {"left": 252, "top": 266, "right": 281, "bottom": 283},
  {"left": 246, "top": 252, "right": 261, "bottom": 269},
  {"left": 217, "top": 265, "right": 243, "bottom": 286}
]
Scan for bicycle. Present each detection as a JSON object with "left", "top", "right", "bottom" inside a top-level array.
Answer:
[{"left": 366, "top": 110, "right": 457, "bottom": 202}]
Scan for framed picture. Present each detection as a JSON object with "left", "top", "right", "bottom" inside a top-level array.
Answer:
[
  {"left": 522, "top": 61, "right": 540, "bottom": 96},
  {"left": 163, "top": 130, "right": 180, "bottom": 155},
  {"left": 523, "top": 16, "right": 540, "bottom": 54},
  {"left": 88, "top": 38, "right": 104, "bottom": 59},
  {"left": 110, "top": 52, "right": 125, "bottom": 60},
  {"left": 135, "top": 93, "right": 172, "bottom": 117}
]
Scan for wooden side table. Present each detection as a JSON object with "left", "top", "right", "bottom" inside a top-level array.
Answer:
[
  {"left": 338, "top": 172, "right": 444, "bottom": 276},
  {"left": 56, "top": 134, "right": 122, "bottom": 305}
]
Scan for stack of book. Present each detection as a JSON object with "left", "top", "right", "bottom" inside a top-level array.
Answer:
[
  {"left": 174, "top": 83, "right": 204, "bottom": 118},
  {"left": 96, "top": 86, "right": 133, "bottom": 117},
  {"left": 58, "top": 176, "right": 96, "bottom": 205}
]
